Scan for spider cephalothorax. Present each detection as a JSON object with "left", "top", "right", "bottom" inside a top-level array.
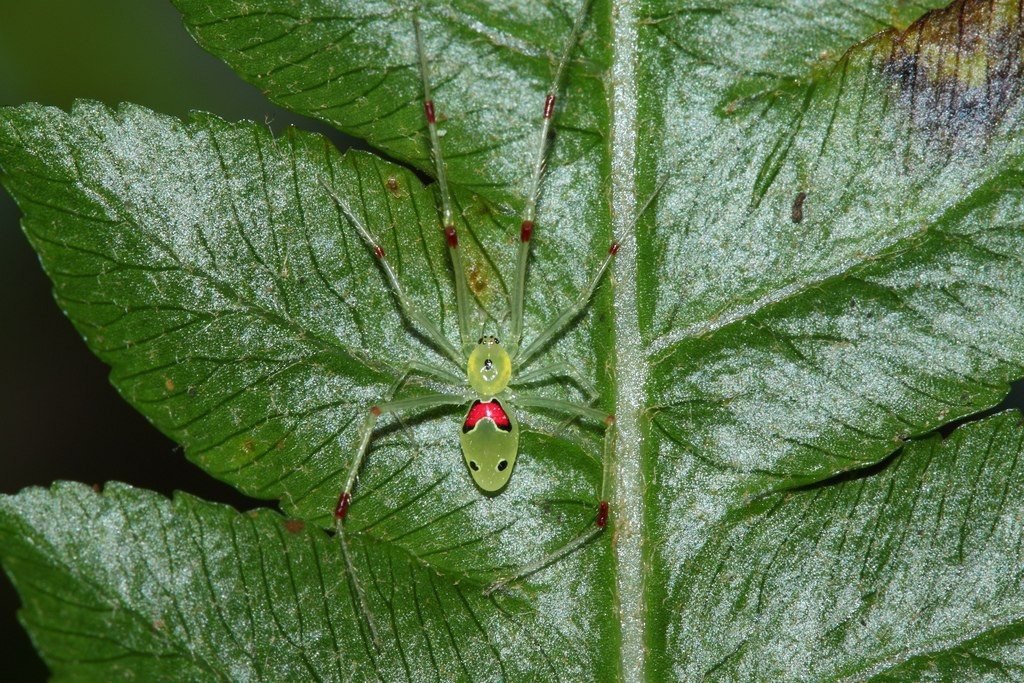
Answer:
[{"left": 467, "top": 336, "right": 511, "bottom": 397}]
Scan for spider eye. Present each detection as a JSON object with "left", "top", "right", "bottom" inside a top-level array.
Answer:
[
  {"left": 483, "top": 359, "right": 493, "bottom": 370},
  {"left": 497, "top": 460, "right": 508, "bottom": 472}
]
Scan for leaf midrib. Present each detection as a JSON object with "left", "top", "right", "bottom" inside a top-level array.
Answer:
[
  {"left": 616, "top": 4, "right": 987, "bottom": 680},
  {"left": 608, "top": 1, "right": 646, "bottom": 682}
]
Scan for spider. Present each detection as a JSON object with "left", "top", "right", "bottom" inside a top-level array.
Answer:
[{"left": 321, "top": 0, "right": 615, "bottom": 608}]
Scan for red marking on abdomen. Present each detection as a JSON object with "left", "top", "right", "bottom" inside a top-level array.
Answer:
[
  {"left": 596, "top": 501, "right": 609, "bottom": 528},
  {"left": 445, "top": 225, "right": 459, "bottom": 248},
  {"left": 463, "top": 399, "right": 512, "bottom": 433},
  {"left": 609, "top": 242, "right": 620, "bottom": 256},
  {"left": 543, "top": 94, "right": 556, "bottom": 119},
  {"left": 520, "top": 220, "right": 534, "bottom": 242},
  {"left": 424, "top": 100, "right": 437, "bottom": 124},
  {"left": 374, "top": 245, "right": 385, "bottom": 259}
]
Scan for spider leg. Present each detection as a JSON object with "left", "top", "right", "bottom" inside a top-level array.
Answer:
[
  {"left": 510, "top": 0, "right": 593, "bottom": 354},
  {"left": 484, "top": 396, "right": 615, "bottom": 595},
  {"left": 515, "top": 171, "right": 669, "bottom": 368},
  {"left": 335, "top": 391, "right": 467, "bottom": 521},
  {"left": 401, "top": 358, "right": 466, "bottom": 388},
  {"left": 514, "top": 244, "right": 617, "bottom": 368},
  {"left": 511, "top": 361, "right": 599, "bottom": 402},
  {"left": 414, "top": 16, "right": 475, "bottom": 353},
  {"left": 319, "top": 181, "right": 465, "bottom": 367},
  {"left": 334, "top": 381, "right": 467, "bottom": 646}
]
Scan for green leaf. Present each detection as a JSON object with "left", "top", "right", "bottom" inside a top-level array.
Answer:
[
  {"left": 0, "top": 482, "right": 604, "bottom": 680},
  {"left": 171, "top": 0, "right": 610, "bottom": 210},
  {"left": 6, "top": 414, "right": 1024, "bottom": 679},
  {"left": 0, "top": 101, "right": 616, "bottom": 678},
  {"left": 652, "top": 410, "right": 1024, "bottom": 680},
  {"left": 2, "top": 0, "right": 1024, "bottom": 679}
]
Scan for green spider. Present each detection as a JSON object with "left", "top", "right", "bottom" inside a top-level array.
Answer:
[{"left": 322, "top": 0, "right": 615, "bottom": 605}]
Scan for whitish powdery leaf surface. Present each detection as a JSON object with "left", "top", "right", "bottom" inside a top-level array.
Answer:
[{"left": 1, "top": 0, "right": 1024, "bottom": 680}]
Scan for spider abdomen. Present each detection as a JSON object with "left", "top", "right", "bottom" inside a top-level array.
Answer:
[{"left": 460, "top": 398, "right": 519, "bottom": 492}]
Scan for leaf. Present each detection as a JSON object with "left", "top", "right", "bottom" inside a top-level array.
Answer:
[
  {"left": 0, "top": 101, "right": 616, "bottom": 678},
  {"left": 644, "top": 2, "right": 1024, "bottom": 676},
  {"left": 2, "top": 0, "right": 1024, "bottom": 680},
  {"left": 653, "top": 410, "right": 1024, "bottom": 680},
  {"left": 6, "top": 413, "right": 1024, "bottom": 679},
  {"left": 171, "top": 0, "right": 610, "bottom": 210},
  {"left": 0, "top": 482, "right": 605, "bottom": 680}
]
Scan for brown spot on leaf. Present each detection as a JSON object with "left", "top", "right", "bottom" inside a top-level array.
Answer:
[
  {"left": 283, "top": 519, "right": 305, "bottom": 534},
  {"left": 791, "top": 191, "right": 807, "bottom": 223},
  {"left": 883, "top": 0, "right": 1023, "bottom": 140},
  {"left": 468, "top": 264, "right": 489, "bottom": 297},
  {"left": 474, "top": 197, "right": 492, "bottom": 216},
  {"left": 242, "top": 439, "right": 256, "bottom": 454},
  {"left": 385, "top": 175, "right": 401, "bottom": 197},
  {"left": 164, "top": 378, "right": 175, "bottom": 392}
]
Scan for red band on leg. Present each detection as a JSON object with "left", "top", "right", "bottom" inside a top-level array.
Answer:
[
  {"left": 543, "top": 94, "right": 556, "bottom": 120},
  {"left": 444, "top": 225, "right": 459, "bottom": 248},
  {"left": 335, "top": 492, "right": 352, "bottom": 521}
]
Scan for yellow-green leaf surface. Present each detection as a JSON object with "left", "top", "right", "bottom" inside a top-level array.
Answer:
[{"left": 2, "top": 0, "right": 1024, "bottom": 680}]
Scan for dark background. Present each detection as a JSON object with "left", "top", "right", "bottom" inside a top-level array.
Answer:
[
  {"left": 0, "top": 2, "right": 353, "bottom": 678},
  {"left": 1, "top": 2, "right": 1023, "bottom": 680}
]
